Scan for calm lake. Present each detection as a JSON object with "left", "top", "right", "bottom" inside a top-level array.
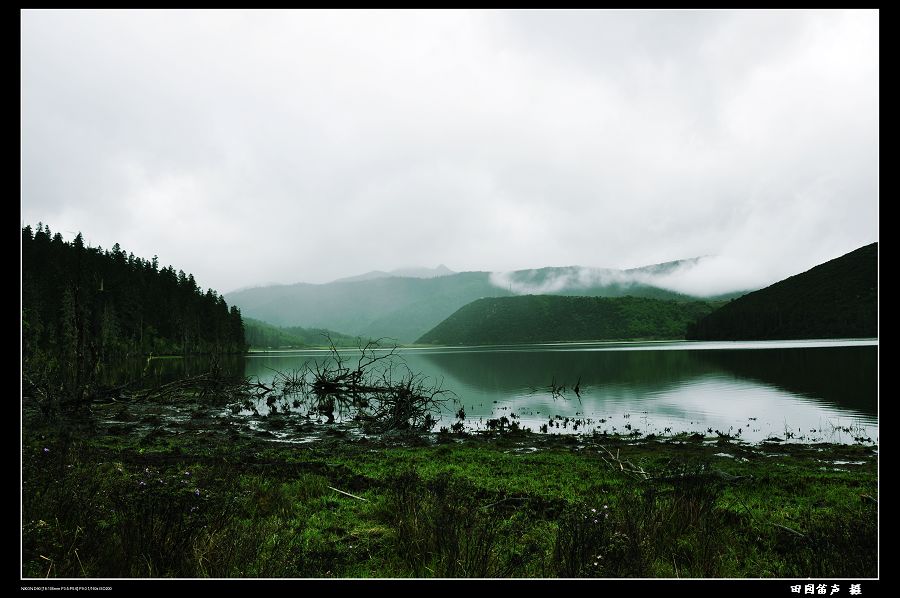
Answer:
[
  {"left": 140, "top": 339, "right": 878, "bottom": 444},
  {"left": 140, "top": 340, "right": 878, "bottom": 443}
]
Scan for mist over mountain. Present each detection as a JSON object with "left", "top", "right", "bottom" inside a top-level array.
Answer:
[
  {"left": 687, "top": 242, "right": 877, "bottom": 341},
  {"left": 489, "top": 258, "right": 708, "bottom": 296},
  {"left": 416, "top": 245, "right": 878, "bottom": 346},
  {"left": 226, "top": 258, "right": 741, "bottom": 343}
]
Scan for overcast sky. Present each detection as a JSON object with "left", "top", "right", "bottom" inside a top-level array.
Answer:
[{"left": 21, "top": 9, "right": 878, "bottom": 296}]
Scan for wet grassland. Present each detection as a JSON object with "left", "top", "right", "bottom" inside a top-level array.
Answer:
[{"left": 23, "top": 400, "right": 876, "bottom": 578}]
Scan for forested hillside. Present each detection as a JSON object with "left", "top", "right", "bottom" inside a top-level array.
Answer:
[
  {"left": 22, "top": 224, "right": 246, "bottom": 366},
  {"left": 687, "top": 243, "right": 877, "bottom": 340},
  {"left": 417, "top": 295, "right": 719, "bottom": 345}
]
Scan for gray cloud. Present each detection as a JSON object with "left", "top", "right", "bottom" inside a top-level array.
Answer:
[{"left": 22, "top": 9, "right": 878, "bottom": 295}]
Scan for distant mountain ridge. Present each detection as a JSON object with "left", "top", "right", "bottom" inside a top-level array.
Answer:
[
  {"left": 333, "top": 264, "right": 455, "bottom": 283},
  {"left": 687, "top": 243, "right": 877, "bottom": 340},
  {"left": 225, "top": 258, "right": 738, "bottom": 343},
  {"left": 625, "top": 256, "right": 705, "bottom": 276}
]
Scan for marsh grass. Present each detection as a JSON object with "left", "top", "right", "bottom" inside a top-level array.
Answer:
[
  {"left": 22, "top": 422, "right": 877, "bottom": 579},
  {"left": 380, "top": 470, "right": 499, "bottom": 576}
]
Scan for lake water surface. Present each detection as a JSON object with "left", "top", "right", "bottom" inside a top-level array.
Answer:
[{"left": 237, "top": 339, "right": 877, "bottom": 444}]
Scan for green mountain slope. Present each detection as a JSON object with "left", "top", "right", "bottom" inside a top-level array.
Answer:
[
  {"left": 226, "top": 264, "right": 719, "bottom": 343},
  {"left": 686, "top": 243, "right": 877, "bottom": 341},
  {"left": 416, "top": 295, "right": 720, "bottom": 345},
  {"left": 227, "top": 272, "right": 509, "bottom": 342},
  {"left": 243, "top": 318, "right": 360, "bottom": 349}
]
